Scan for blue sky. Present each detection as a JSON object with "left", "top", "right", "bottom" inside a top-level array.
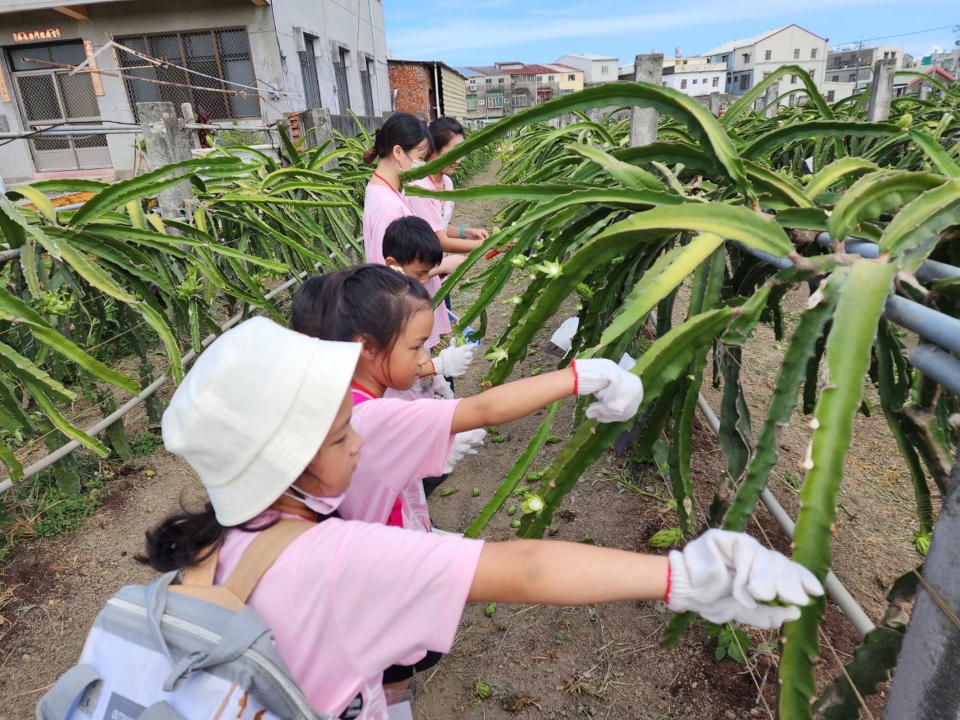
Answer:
[{"left": 385, "top": 0, "right": 958, "bottom": 68}]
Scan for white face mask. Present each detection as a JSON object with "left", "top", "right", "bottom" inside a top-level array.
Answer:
[
  {"left": 409, "top": 159, "right": 425, "bottom": 169},
  {"left": 283, "top": 484, "right": 345, "bottom": 516}
]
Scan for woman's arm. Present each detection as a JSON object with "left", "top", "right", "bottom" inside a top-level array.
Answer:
[
  {"left": 468, "top": 540, "right": 668, "bottom": 604},
  {"left": 430, "top": 254, "right": 466, "bottom": 277},
  {"left": 437, "top": 229, "right": 483, "bottom": 254},
  {"left": 451, "top": 369, "right": 574, "bottom": 433}
]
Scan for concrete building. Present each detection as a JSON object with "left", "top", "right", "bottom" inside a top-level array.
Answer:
[
  {"left": 903, "top": 66, "right": 955, "bottom": 98},
  {"left": 459, "top": 61, "right": 584, "bottom": 129},
  {"left": 387, "top": 60, "right": 466, "bottom": 122},
  {"left": 912, "top": 48, "right": 960, "bottom": 74},
  {"left": 704, "top": 24, "right": 828, "bottom": 98},
  {"left": 660, "top": 55, "right": 726, "bottom": 97},
  {"left": 827, "top": 44, "right": 905, "bottom": 90},
  {"left": 555, "top": 53, "right": 618, "bottom": 85},
  {"left": 0, "top": 0, "right": 390, "bottom": 184}
]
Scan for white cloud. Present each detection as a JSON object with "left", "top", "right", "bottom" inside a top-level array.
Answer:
[{"left": 388, "top": 0, "right": 902, "bottom": 58}]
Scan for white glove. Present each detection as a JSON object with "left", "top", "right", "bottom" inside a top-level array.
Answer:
[
  {"left": 434, "top": 344, "right": 476, "bottom": 378},
  {"left": 572, "top": 358, "right": 643, "bottom": 423},
  {"left": 550, "top": 317, "right": 580, "bottom": 353},
  {"left": 432, "top": 374, "right": 454, "bottom": 399},
  {"left": 667, "top": 529, "right": 824, "bottom": 629},
  {"left": 443, "top": 429, "right": 487, "bottom": 473}
]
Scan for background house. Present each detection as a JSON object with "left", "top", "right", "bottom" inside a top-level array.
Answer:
[
  {"left": 459, "top": 61, "right": 583, "bottom": 129},
  {"left": 660, "top": 54, "right": 726, "bottom": 97},
  {"left": 555, "top": 53, "right": 618, "bottom": 85},
  {"left": 827, "top": 44, "right": 905, "bottom": 90},
  {"left": 704, "top": 24, "right": 828, "bottom": 101},
  {"left": 387, "top": 59, "right": 466, "bottom": 122},
  {"left": 0, "top": 0, "right": 390, "bottom": 184}
]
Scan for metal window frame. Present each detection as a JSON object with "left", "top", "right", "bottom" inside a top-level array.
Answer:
[{"left": 114, "top": 26, "right": 261, "bottom": 121}]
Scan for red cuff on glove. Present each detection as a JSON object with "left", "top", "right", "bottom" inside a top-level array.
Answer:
[
  {"left": 571, "top": 359, "right": 579, "bottom": 395},
  {"left": 664, "top": 561, "right": 672, "bottom": 604}
]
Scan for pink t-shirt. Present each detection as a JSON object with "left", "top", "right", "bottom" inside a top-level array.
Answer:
[
  {"left": 362, "top": 180, "right": 450, "bottom": 349},
  {"left": 406, "top": 175, "right": 455, "bottom": 230},
  {"left": 340, "top": 396, "right": 459, "bottom": 532},
  {"left": 215, "top": 510, "right": 483, "bottom": 719},
  {"left": 362, "top": 182, "right": 411, "bottom": 265}
]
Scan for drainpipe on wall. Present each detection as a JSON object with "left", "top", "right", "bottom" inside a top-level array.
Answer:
[{"left": 433, "top": 62, "right": 442, "bottom": 119}]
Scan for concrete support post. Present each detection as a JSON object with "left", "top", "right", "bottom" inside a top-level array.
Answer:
[
  {"left": 919, "top": 82, "right": 931, "bottom": 101},
  {"left": 708, "top": 92, "right": 721, "bottom": 116},
  {"left": 630, "top": 53, "right": 662, "bottom": 147},
  {"left": 867, "top": 58, "right": 896, "bottom": 122},
  {"left": 764, "top": 82, "right": 781, "bottom": 118},
  {"left": 137, "top": 102, "right": 193, "bottom": 222},
  {"left": 305, "top": 108, "right": 339, "bottom": 170},
  {"left": 884, "top": 451, "right": 960, "bottom": 719}
]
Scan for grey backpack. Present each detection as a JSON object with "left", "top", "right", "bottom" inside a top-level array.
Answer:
[{"left": 37, "top": 519, "right": 339, "bottom": 720}]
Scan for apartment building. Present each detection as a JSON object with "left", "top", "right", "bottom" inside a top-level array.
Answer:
[
  {"left": 0, "top": 0, "right": 389, "bottom": 183},
  {"left": 704, "top": 24, "right": 828, "bottom": 98},
  {"left": 827, "top": 44, "right": 905, "bottom": 89},
  {"left": 555, "top": 53, "right": 618, "bottom": 85},
  {"left": 660, "top": 55, "right": 726, "bottom": 96},
  {"left": 460, "top": 61, "right": 584, "bottom": 128}
]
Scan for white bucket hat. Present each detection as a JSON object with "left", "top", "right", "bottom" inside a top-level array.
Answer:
[{"left": 162, "top": 316, "right": 360, "bottom": 526}]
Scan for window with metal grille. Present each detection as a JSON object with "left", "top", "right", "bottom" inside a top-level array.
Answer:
[
  {"left": 333, "top": 46, "right": 351, "bottom": 114},
  {"left": 360, "top": 57, "right": 375, "bottom": 115},
  {"left": 300, "top": 34, "right": 322, "bottom": 110},
  {"left": 117, "top": 28, "right": 260, "bottom": 120}
]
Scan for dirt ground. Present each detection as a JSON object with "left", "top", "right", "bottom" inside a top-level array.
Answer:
[{"left": 0, "top": 163, "right": 922, "bottom": 719}]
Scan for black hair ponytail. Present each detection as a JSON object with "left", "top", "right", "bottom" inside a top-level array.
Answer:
[
  {"left": 290, "top": 265, "right": 430, "bottom": 352},
  {"left": 429, "top": 116, "right": 466, "bottom": 154},
  {"left": 363, "top": 112, "right": 434, "bottom": 166}
]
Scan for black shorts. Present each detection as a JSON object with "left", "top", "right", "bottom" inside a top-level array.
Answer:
[
  {"left": 382, "top": 650, "right": 443, "bottom": 683},
  {"left": 422, "top": 474, "right": 448, "bottom": 497}
]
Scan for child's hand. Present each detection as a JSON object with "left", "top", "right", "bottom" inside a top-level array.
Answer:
[
  {"left": 432, "top": 374, "right": 455, "bottom": 399},
  {"left": 444, "top": 428, "right": 487, "bottom": 473},
  {"left": 666, "top": 530, "right": 824, "bottom": 629},
  {"left": 435, "top": 344, "right": 477, "bottom": 378},
  {"left": 436, "top": 254, "right": 467, "bottom": 276},
  {"left": 571, "top": 359, "right": 643, "bottom": 423}
]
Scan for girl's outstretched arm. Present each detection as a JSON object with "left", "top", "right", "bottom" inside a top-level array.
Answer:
[
  {"left": 468, "top": 540, "right": 668, "bottom": 604},
  {"left": 451, "top": 369, "right": 575, "bottom": 433},
  {"left": 467, "top": 530, "right": 826, "bottom": 630},
  {"left": 451, "top": 360, "right": 642, "bottom": 433}
]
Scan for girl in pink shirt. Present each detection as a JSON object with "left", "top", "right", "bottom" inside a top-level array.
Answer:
[
  {"left": 144, "top": 316, "right": 822, "bottom": 719},
  {"left": 406, "top": 117, "right": 490, "bottom": 257},
  {"left": 361, "top": 112, "right": 453, "bottom": 349}
]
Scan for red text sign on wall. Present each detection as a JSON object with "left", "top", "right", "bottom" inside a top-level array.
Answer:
[{"left": 13, "top": 28, "right": 61, "bottom": 42}]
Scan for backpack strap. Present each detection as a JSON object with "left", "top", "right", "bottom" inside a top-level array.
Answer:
[{"left": 222, "top": 518, "right": 314, "bottom": 602}]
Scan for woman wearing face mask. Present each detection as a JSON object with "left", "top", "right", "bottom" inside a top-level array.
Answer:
[{"left": 361, "top": 112, "right": 434, "bottom": 267}]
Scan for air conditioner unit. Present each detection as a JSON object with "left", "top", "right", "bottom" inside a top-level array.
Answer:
[{"left": 479, "top": 98, "right": 485, "bottom": 106}]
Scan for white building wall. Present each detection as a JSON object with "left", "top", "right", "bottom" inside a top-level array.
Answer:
[
  {"left": 556, "top": 54, "right": 617, "bottom": 84},
  {"left": 0, "top": 0, "right": 389, "bottom": 183},
  {"left": 663, "top": 69, "right": 725, "bottom": 96}
]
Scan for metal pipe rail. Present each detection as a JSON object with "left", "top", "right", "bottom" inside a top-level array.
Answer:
[
  {"left": 740, "top": 234, "right": 960, "bottom": 393},
  {"left": 0, "top": 265, "right": 321, "bottom": 494},
  {"left": 695, "top": 396, "right": 877, "bottom": 637}
]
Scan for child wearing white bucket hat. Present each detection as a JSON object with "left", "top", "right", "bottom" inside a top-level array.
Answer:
[{"left": 148, "top": 316, "right": 824, "bottom": 720}]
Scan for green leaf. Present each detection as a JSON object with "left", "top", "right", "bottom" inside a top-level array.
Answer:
[
  {"left": 743, "top": 121, "right": 899, "bottom": 161},
  {"left": 804, "top": 157, "right": 879, "bottom": 198},
  {"left": 828, "top": 170, "right": 946, "bottom": 244},
  {"left": 598, "top": 233, "right": 724, "bottom": 348},
  {"left": 565, "top": 142, "right": 665, "bottom": 190},
  {"left": 778, "top": 258, "right": 895, "bottom": 720},
  {"left": 879, "top": 178, "right": 960, "bottom": 257},
  {"left": 23, "top": 377, "right": 110, "bottom": 457}
]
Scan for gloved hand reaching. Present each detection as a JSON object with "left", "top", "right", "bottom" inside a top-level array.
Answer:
[
  {"left": 571, "top": 358, "right": 644, "bottom": 423},
  {"left": 444, "top": 429, "right": 487, "bottom": 473},
  {"left": 433, "top": 344, "right": 477, "bottom": 378},
  {"left": 666, "top": 529, "right": 824, "bottom": 629},
  {"left": 432, "top": 374, "right": 454, "bottom": 400}
]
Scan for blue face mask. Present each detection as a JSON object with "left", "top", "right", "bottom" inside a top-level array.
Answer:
[{"left": 283, "top": 484, "right": 345, "bottom": 516}]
